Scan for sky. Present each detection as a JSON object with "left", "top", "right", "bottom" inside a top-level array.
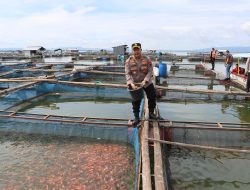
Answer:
[{"left": 0, "top": 0, "right": 250, "bottom": 50}]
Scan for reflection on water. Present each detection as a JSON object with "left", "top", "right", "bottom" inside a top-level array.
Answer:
[
  {"left": 74, "top": 76, "right": 126, "bottom": 84},
  {"left": 0, "top": 133, "right": 135, "bottom": 189},
  {"left": 159, "top": 100, "right": 250, "bottom": 123},
  {"left": 43, "top": 56, "right": 73, "bottom": 63},
  {"left": 18, "top": 93, "right": 133, "bottom": 119},
  {"left": 166, "top": 146, "right": 250, "bottom": 190}
]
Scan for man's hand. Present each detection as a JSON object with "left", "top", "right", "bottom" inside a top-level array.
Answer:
[
  {"left": 141, "top": 80, "right": 148, "bottom": 87},
  {"left": 130, "top": 83, "right": 137, "bottom": 90}
]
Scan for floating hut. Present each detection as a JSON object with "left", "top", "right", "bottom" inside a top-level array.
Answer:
[{"left": 23, "top": 46, "right": 46, "bottom": 57}]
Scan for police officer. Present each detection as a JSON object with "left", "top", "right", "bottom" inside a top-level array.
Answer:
[{"left": 125, "top": 43, "right": 157, "bottom": 126}]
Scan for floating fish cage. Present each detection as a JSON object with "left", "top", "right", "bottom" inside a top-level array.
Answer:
[
  {"left": 1, "top": 59, "right": 250, "bottom": 189},
  {"left": 0, "top": 75, "right": 142, "bottom": 189},
  {"left": 1, "top": 70, "right": 54, "bottom": 78},
  {"left": 0, "top": 62, "right": 35, "bottom": 71},
  {"left": 161, "top": 120, "right": 250, "bottom": 190},
  {"left": 72, "top": 72, "right": 126, "bottom": 84},
  {"left": 154, "top": 63, "right": 250, "bottom": 190}
]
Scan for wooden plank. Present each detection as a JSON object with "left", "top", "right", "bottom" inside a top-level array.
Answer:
[
  {"left": 137, "top": 132, "right": 143, "bottom": 190},
  {"left": 153, "top": 118, "right": 166, "bottom": 190},
  {"left": 141, "top": 97, "right": 152, "bottom": 190}
]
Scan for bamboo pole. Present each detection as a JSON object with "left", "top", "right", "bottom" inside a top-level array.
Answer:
[
  {"left": 35, "top": 64, "right": 53, "bottom": 69},
  {"left": 160, "top": 123, "right": 250, "bottom": 131},
  {"left": 0, "top": 62, "right": 32, "bottom": 66},
  {"left": 72, "top": 70, "right": 124, "bottom": 75},
  {"left": 35, "top": 62, "right": 73, "bottom": 65},
  {"left": 0, "top": 82, "right": 37, "bottom": 96},
  {"left": 167, "top": 75, "right": 215, "bottom": 80},
  {"left": 147, "top": 138, "right": 250, "bottom": 153},
  {"left": 217, "top": 123, "right": 223, "bottom": 128},
  {"left": 156, "top": 85, "right": 250, "bottom": 96},
  {"left": 0, "top": 78, "right": 57, "bottom": 82},
  {"left": 0, "top": 114, "right": 130, "bottom": 127},
  {"left": 14, "top": 68, "right": 72, "bottom": 72},
  {"left": 0, "top": 71, "right": 15, "bottom": 77},
  {"left": 0, "top": 65, "right": 53, "bottom": 77},
  {"left": 0, "top": 110, "right": 130, "bottom": 121},
  {"left": 161, "top": 119, "right": 250, "bottom": 126},
  {"left": 95, "top": 65, "right": 124, "bottom": 68},
  {"left": 73, "top": 65, "right": 124, "bottom": 68},
  {"left": 169, "top": 63, "right": 198, "bottom": 66},
  {"left": 2, "top": 77, "right": 248, "bottom": 98},
  {"left": 55, "top": 72, "right": 72, "bottom": 78},
  {"left": 8, "top": 75, "right": 56, "bottom": 80},
  {"left": 43, "top": 115, "right": 50, "bottom": 120},
  {"left": 141, "top": 97, "right": 152, "bottom": 190},
  {"left": 58, "top": 81, "right": 127, "bottom": 88},
  {"left": 0, "top": 61, "right": 30, "bottom": 64}
]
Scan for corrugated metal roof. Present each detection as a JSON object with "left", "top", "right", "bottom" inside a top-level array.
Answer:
[
  {"left": 23, "top": 46, "right": 46, "bottom": 51},
  {"left": 112, "top": 45, "right": 128, "bottom": 48}
]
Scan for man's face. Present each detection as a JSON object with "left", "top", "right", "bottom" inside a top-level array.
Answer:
[{"left": 133, "top": 47, "right": 142, "bottom": 58}]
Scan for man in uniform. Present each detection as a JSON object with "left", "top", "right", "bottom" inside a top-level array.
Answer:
[{"left": 125, "top": 43, "right": 157, "bottom": 126}]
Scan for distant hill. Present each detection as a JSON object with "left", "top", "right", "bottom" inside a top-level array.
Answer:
[
  {"left": 0, "top": 47, "right": 113, "bottom": 52},
  {"left": 195, "top": 46, "right": 250, "bottom": 53}
]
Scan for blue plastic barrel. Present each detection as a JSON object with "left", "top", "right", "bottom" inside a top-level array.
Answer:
[{"left": 159, "top": 63, "right": 167, "bottom": 78}]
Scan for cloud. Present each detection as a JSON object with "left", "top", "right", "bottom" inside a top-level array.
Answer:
[
  {"left": 0, "top": 1, "right": 250, "bottom": 49},
  {"left": 241, "top": 22, "right": 250, "bottom": 35}
]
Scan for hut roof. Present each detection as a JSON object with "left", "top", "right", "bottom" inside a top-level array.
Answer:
[{"left": 23, "top": 46, "right": 46, "bottom": 51}]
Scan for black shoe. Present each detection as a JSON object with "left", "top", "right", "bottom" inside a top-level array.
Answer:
[{"left": 149, "top": 112, "right": 157, "bottom": 120}]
